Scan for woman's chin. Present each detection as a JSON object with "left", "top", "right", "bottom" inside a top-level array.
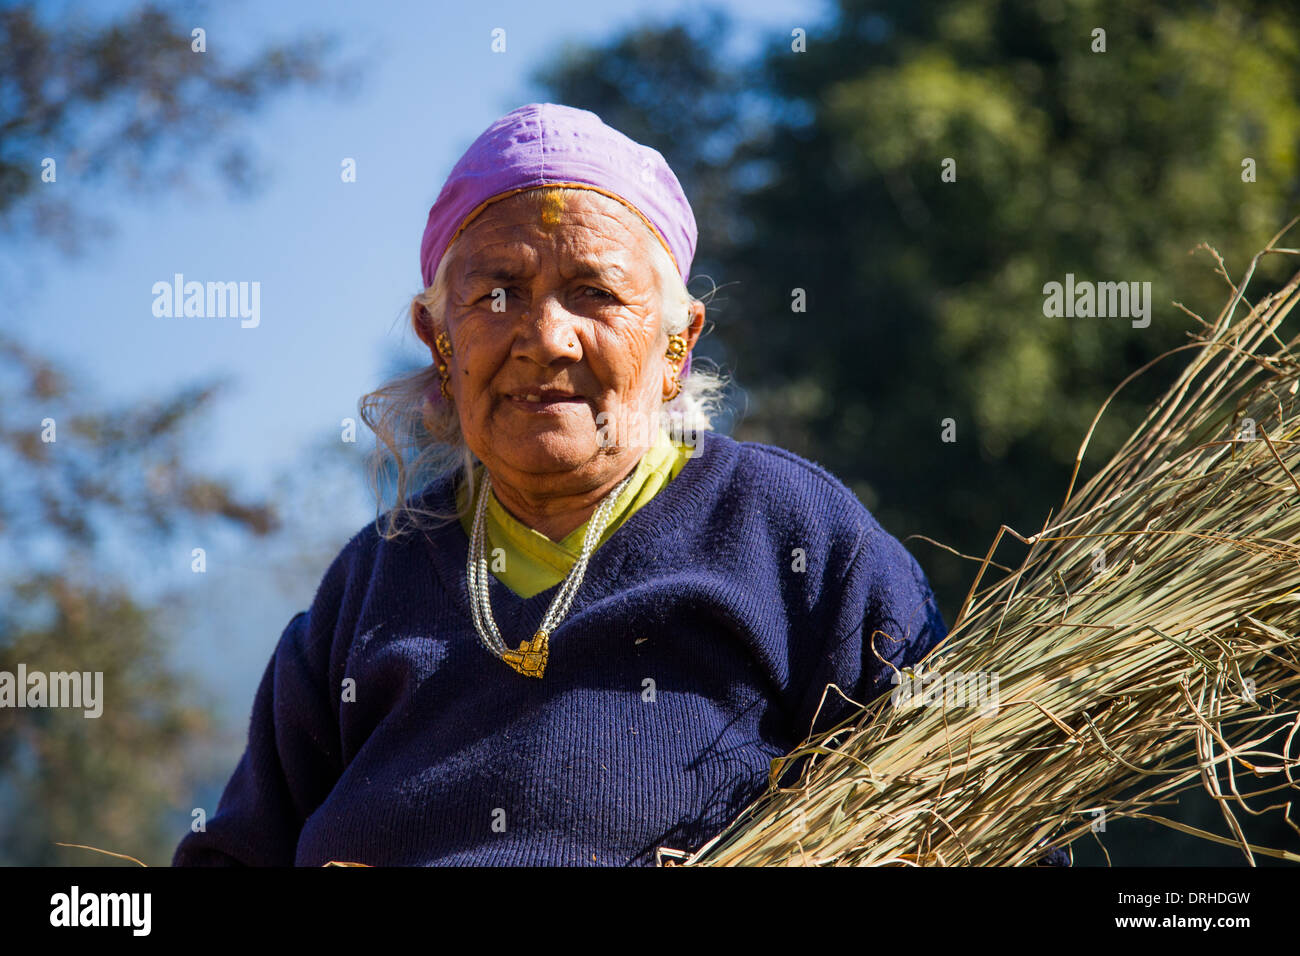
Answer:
[{"left": 493, "top": 434, "right": 594, "bottom": 476}]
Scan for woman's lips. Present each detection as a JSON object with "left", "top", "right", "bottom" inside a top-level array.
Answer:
[{"left": 507, "top": 393, "right": 588, "bottom": 412}]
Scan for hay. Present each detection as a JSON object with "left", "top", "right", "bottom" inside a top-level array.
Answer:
[{"left": 673, "top": 222, "right": 1300, "bottom": 867}]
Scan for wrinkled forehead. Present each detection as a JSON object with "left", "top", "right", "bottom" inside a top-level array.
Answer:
[{"left": 448, "top": 187, "right": 658, "bottom": 279}]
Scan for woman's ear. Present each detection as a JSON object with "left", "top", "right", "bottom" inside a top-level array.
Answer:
[
  {"left": 412, "top": 300, "right": 438, "bottom": 353},
  {"left": 684, "top": 299, "right": 705, "bottom": 351}
]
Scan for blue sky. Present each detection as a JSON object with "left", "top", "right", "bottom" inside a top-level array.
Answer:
[
  {"left": 11, "top": 0, "right": 827, "bottom": 493},
  {"left": 4, "top": 0, "right": 829, "bottom": 730}
]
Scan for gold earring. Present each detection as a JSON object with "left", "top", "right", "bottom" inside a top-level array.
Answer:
[
  {"left": 666, "top": 334, "right": 688, "bottom": 365},
  {"left": 435, "top": 331, "right": 454, "bottom": 400},
  {"left": 664, "top": 333, "right": 688, "bottom": 401}
]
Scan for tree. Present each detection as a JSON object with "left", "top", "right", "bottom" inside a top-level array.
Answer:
[
  {"left": 0, "top": 2, "right": 349, "bottom": 256},
  {"left": 0, "top": 1, "right": 345, "bottom": 865},
  {"left": 730, "top": 0, "right": 1300, "bottom": 619},
  {"left": 532, "top": 0, "right": 1300, "bottom": 864},
  {"left": 533, "top": 0, "right": 1300, "bottom": 615},
  {"left": 0, "top": 337, "right": 279, "bottom": 864}
]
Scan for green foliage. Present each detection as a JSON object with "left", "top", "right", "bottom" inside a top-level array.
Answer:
[
  {"left": 534, "top": 0, "right": 1300, "bottom": 864},
  {"left": 534, "top": 0, "right": 1300, "bottom": 618}
]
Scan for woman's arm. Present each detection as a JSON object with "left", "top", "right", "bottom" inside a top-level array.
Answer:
[
  {"left": 794, "top": 523, "right": 949, "bottom": 740},
  {"left": 171, "top": 608, "right": 343, "bottom": 866}
]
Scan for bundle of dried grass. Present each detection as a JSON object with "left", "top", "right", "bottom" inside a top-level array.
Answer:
[{"left": 673, "top": 224, "right": 1300, "bottom": 867}]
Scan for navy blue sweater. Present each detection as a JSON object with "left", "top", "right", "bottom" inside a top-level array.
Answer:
[{"left": 174, "top": 429, "right": 959, "bottom": 866}]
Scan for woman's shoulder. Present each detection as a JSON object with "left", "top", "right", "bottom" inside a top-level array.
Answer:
[
  {"left": 315, "top": 474, "right": 460, "bottom": 592},
  {"left": 704, "top": 431, "right": 879, "bottom": 542},
  {"left": 734, "top": 436, "right": 861, "bottom": 496}
]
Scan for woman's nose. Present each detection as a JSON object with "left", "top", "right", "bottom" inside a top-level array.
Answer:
[{"left": 514, "top": 296, "right": 581, "bottom": 366}]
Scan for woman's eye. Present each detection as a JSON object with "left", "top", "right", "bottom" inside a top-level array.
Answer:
[{"left": 583, "top": 287, "right": 614, "bottom": 301}]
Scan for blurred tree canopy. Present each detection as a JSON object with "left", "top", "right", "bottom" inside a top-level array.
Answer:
[
  {"left": 0, "top": 1, "right": 349, "bottom": 255},
  {"left": 0, "top": 337, "right": 277, "bottom": 865},
  {"left": 536, "top": 0, "right": 1300, "bottom": 619},
  {"left": 535, "top": 0, "right": 1300, "bottom": 864},
  {"left": 0, "top": 1, "right": 342, "bottom": 864}
]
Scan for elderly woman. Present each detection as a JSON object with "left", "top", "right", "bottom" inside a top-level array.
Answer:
[{"left": 173, "top": 103, "right": 949, "bottom": 867}]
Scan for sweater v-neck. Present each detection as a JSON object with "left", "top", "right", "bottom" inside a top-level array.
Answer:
[
  {"left": 453, "top": 425, "right": 690, "bottom": 597},
  {"left": 417, "top": 429, "right": 736, "bottom": 647}
]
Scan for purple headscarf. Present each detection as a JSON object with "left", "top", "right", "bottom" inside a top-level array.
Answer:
[{"left": 419, "top": 103, "right": 697, "bottom": 393}]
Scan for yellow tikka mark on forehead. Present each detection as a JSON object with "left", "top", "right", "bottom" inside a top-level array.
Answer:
[{"left": 538, "top": 189, "right": 567, "bottom": 231}]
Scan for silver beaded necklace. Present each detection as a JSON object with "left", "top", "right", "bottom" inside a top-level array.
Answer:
[{"left": 466, "top": 467, "right": 638, "bottom": 678}]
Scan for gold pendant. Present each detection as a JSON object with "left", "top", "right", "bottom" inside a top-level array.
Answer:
[{"left": 501, "top": 630, "right": 549, "bottom": 678}]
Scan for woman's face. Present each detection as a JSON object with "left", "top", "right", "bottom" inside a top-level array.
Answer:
[{"left": 424, "top": 188, "right": 691, "bottom": 500}]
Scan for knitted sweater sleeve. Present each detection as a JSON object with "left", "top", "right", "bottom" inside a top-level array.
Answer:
[
  {"left": 795, "top": 524, "right": 949, "bottom": 741},
  {"left": 171, "top": 605, "right": 343, "bottom": 866}
]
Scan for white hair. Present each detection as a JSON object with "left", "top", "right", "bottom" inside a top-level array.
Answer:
[{"left": 359, "top": 186, "right": 728, "bottom": 538}]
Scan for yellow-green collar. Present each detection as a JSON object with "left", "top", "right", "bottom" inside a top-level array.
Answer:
[{"left": 455, "top": 428, "right": 693, "bottom": 598}]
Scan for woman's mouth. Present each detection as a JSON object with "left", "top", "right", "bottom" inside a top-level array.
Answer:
[{"left": 506, "top": 392, "right": 588, "bottom": 412}]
